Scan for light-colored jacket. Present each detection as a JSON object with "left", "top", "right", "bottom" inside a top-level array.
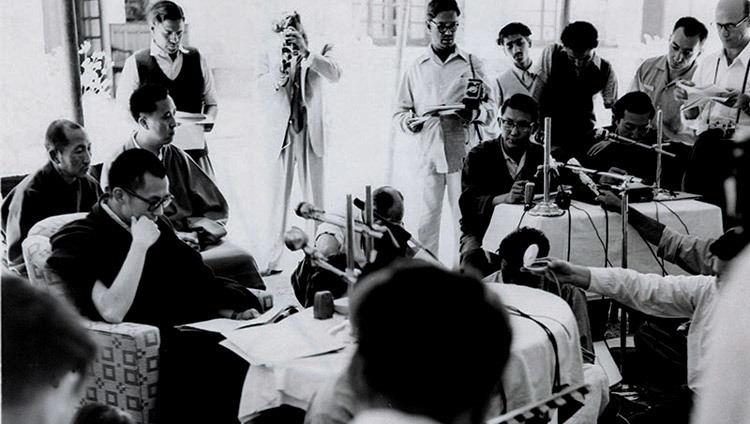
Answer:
[{"left": 255, "top": 41, "right": 342, "bottom": 158}]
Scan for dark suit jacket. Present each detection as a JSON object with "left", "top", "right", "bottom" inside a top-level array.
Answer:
[{"left": 459, "top": 138, "right": 545, "bottom": 242}]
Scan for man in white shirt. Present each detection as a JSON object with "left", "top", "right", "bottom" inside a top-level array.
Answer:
[
  {"left": 525, "top": 227, "right": 749, "bottom": 422},
  {"left": 675, "top": 0, "right": 750, "bottom": 220},
  {"left": 394, "top": 0, "right": 495, "bottom": 259},
  {"left": 116, "top": 1, "right": 219, "bottom": 178}
]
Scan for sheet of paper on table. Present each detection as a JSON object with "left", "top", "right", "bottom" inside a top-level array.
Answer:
[
  {"left": 220, "top": 309, "right": 348, "bottom": 365},
  {"left": 176, "top": 304, "right": 301, "bottom": 334}
]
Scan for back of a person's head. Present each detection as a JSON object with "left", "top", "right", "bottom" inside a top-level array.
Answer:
[
  {"left": 612, "top": 91, "right": 656, "bottom": 121},
  {"left": 147, "top": 0, "right": 184, "bottom": 25},
  {"left": 497, "top": 22, "right": 532, "bottom": 45},
  {"left": 501, "top": 93, "right": 540, "bottom": 122},
  {"left": 497, "top": 227, "right": 549, "bottom": 283},
  {"left": 72, "top": 403, "right": 134, "bottom": 424},
  {"left": 373, "top": 186, "right": 405, "bottom": 224},
  {"left": 673, "top": 16, "right": 708, "bottom": 42},
  {"left": 560, "top": 21, "right": 599, "bottom": 52},
  {"left": 2, "top": 272, "right": 97, "bottom": 408},
  {"left": 350, "top": 260, "right": 512, "bottom": 422},
  {"left": 45, "top": 119, "right": 84, "bottom": 153},
  {"left": 108, "top": 149, "right": 167, "bottom": 193},
  {"left": 129, "top": 84, "right": 169, "bottom": 122},
  {"left": 426, "top": 0, "right": 461, "bottom": 19}
]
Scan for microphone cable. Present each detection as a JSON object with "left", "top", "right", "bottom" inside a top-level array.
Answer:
[
  {"left": 655, "top": 200, "right": 690, "bottom": 235},
  {"left": 570, "top": 204, "right": 613, "bottom": 267}
]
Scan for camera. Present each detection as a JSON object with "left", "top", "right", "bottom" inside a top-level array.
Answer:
[
  {"left": 272, "top": 12, "right": 303, "bottom": 91},
  {"left": 462, "top": 78, "right": 486, "bottom": 111}
]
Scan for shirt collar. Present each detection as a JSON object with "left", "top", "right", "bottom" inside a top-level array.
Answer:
[
  {"left": 101, "top": 199, "right": 132, "bottom": 232},
  {"left": 131, "top": 131, "right": 165, "bottom": 160},
  {"left": 725, "top": 40, "right": 750, "bottom": 67},
  {"left": 150, "top": 39, "right": 189, "bottom": 60},
  {"left": 419, "top": 44, "right": 469, "bottom": 65}
]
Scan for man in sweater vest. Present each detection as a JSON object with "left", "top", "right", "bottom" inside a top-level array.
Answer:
[
  {"left": 116, "top": 0, "right": 218, "bottom": 179},
  {"left": 532, "top": 21, "right": 618, "bottom": 160}
]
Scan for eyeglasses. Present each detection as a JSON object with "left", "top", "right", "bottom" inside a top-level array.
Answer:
[
  {"left": 501, "top": 118, "right": 533, "bottom": 131},
  {"left": 429, "top": 20, "right": 459, "bottom": 34},
  {"left": 715, "top": 16, "right": 749, "bottom": 32},
  {"left": 121, "top": 187, "right": 174, "bottom": 212}
]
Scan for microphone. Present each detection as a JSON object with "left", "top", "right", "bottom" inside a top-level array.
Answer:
[
  {"left": 284, "top": 226, "right": 355, "bottom": 282},
  {"left": 593, "top": 128, "right": 640, "bottom": 146},
  {"left": 593, "top": 128, "right": 676, "bottom": 158},
  {"left": 524, "top": 182, "right": 536, "bottom": 210},
  {"left": 567, "top": 158, "right": 601, "bottom": 196},
  {"left": 284, "top": 226, "right": 326, "bottom": 260},
  {"left": 295, "top": 202, "right": 383, "bottom": 239}
]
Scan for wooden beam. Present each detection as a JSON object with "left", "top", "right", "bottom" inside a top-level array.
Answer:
[{"left": 60, "top": 0, "right": 85, "bottom": 125}]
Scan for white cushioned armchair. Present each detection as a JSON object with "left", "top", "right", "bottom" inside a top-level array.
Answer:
[{"left": 22, "top": 213, "right": 160, "bottom": 424}]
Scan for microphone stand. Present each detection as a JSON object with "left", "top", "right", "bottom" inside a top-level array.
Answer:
[
  {"left": 363, "top": 186, "right": 375, "bottom": 264},
  {"left": 530, "top": 117, "right": 564, "bottom": 217},
  {"left": 345, "top": 195, "right": 358, "bottom": 295},
  {"left": 620, "top": 183, "right": 629, "bottom": 380}
]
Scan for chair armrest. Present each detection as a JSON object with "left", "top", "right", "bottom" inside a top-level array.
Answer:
[{"left": 81, "top": 320, "right": 161, "bottom": 424}]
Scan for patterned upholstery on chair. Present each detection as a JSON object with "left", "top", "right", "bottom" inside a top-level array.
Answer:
[{"left": 22, "top": 213, "right": 161, "bottom": 424}]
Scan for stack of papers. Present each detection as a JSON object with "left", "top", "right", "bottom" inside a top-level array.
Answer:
[
  {"left": 220, "top": 308, "right": 349, "bottom": 365},
  {"left": 177, "top": 304, "right": 301, "bottom": 335}
]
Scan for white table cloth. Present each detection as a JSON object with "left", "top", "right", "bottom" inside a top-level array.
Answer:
[
  {"left": 237, "top": 284, "right": 583, "bottom": 423},
  {"left": 482, "top": 199, "right": 723, "bottom": 276}
]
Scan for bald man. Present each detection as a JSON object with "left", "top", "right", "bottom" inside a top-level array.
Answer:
[{"left": 676, "top": 0, "right": 750, "bottom": 226}]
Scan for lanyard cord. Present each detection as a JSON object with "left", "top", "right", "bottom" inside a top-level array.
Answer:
[{"left": 710, "top": 55, "right": 750, "bottom": 125}]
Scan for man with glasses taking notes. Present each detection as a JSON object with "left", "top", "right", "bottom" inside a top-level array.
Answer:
[
  {"left": 458, "top": 94, "right": 544, "bottom": 277},
  {"left": 394, "top": 0, "right": 495, "bottom": 261},
  {"left": 102, "top": 84, "right": 266, "bottom": 289},
  {"left": 675, "top": 0, "right": 750, "bottom": 227}
]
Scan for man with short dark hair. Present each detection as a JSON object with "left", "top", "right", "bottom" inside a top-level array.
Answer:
[
  {"left": 394, "top": 0, "right": 496, "bottom": 259},
  {"left": 2, "top": 273, "right": 98, "bottom": 424},
  {"left": 532, "top": 21, "right": 618, "bottom": 157},
  {"left": 459, "top": 94, "right": 543, "bottom": 276},
  {"left": 116, "top": 0, "right": 218, "bottom": 177},
  {"left": 494, "top": 22, "right": 536, "bottom": 109},
  {"left": 103, "top": 84, "right": 265, "bottom": 290},
  {"left": 307, "top": 261, "right": 512, "bottom": 424},
  {"left": 1, "top": 119, "right": 101, "bottom": 272},
  {"left": 588, "top": 91, "right": 689, "bottom": 189},
  {"left": 629, "top": 17, "right": 707, "bottom": 145}
]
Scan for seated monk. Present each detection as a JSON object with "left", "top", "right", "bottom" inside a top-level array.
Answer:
[
  {"left": 2, "top": 119, "right": 101, "bottom": 273},
  {"left": 48, "top": 149, "right": 263, "bottom": 423},
  {"left": 101, "top": 83, "right": 264, "bottom": 289}
]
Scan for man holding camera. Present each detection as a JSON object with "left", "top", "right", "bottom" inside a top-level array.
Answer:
[
  {"left": 256, "top": 11, "right": 342, "bottom": 275},
  {"left": 394, "top": 0, "right": 495, "bottom": 259}
]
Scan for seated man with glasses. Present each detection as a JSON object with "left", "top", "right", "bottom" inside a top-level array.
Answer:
[
  {"left": 102, "top": 84, "right": 265, "bottom": 289},
  {"left": 458, "top": 94, "right": 545, "bottom": 276},
  {"left": 48, "top": 149, "right": 265, "bottom": 423},
  {"left": 587, "top": 91, "right": 688, "bottom": 190}
]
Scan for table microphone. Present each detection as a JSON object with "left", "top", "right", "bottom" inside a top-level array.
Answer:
[{"left": 524, "top": 182, "right": 535, "bottom": 210}]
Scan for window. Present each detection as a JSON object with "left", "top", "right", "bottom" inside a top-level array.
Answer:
[
  {"left": 76, "top": 0, "right": 103, "bottom": 51},
  {"left": 524, "top": 0, "right": 564, "bottom": 45},
  {"left": 356, "top": 0, "right": 429, "bottom": 46}
]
